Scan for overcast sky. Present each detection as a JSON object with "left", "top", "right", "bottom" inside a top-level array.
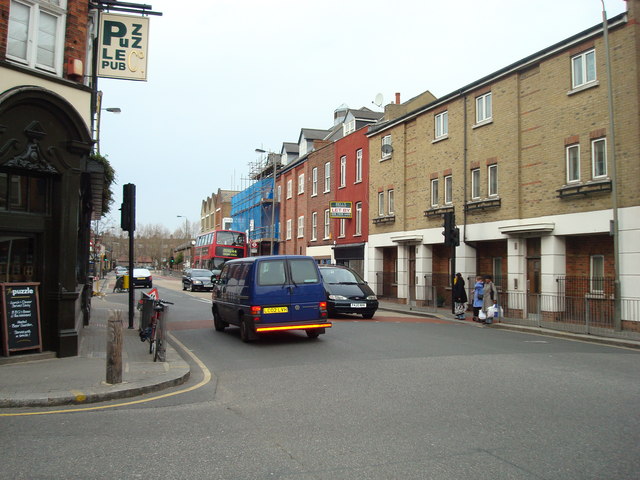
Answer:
[{"left": 98, "top": 0, "right": 628, "bottom": 233}]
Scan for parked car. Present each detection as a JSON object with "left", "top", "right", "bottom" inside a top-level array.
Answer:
[
  {"left": 131, "top": 268, "right": 152, "bottom": 288},
  {"left": 114, "top": 266, "right": 128, "bottom": 276},
  {"left": 211, "top": 255, "right": 331, "bottom": 342},
  {"left": 318, "top": 264, "right": 378, "bottom": 319},
  {"left": 182, "top": 268, "right": 215, "bottom": 292}
]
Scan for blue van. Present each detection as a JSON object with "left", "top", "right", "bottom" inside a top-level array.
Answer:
[{"left": 211, "top": 255, "right": 331, "bottom": 342}]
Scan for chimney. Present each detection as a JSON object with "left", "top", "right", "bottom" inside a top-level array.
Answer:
[{"left": 395, "top": 92, "right": 401, "bottom": 104}]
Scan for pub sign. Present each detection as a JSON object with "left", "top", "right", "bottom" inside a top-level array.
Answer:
[{"left": 98, "top": 13, "right": 150, "bottom": 81}]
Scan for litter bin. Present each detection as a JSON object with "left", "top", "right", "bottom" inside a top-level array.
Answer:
[{"left": 139, "top": 293, "right": 155, "bottom": 331}]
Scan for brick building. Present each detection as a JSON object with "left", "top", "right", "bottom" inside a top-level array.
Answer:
[{"left": 366, "top": 3, "right": 640, "bottom": 332}]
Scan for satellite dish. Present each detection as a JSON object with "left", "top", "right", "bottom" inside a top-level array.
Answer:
[
  {"left": 373, "top": 93, "right": 384, "bottom": 107},
  {"left": 381, "top": 144, "right": 393, "bottom": 155}
]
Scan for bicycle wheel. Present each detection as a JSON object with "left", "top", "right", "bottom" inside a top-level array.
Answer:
[
  {"left": 153, "top": 332, "right": 163, "bottom": 362},
  {"left": 149, "top": 321, "right": 157, "bottom": 355}
]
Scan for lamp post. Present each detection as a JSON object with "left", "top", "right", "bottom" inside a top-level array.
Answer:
[
  {"left": 255, "top": 148, "right": 278, "bottom": 255},
  {"left": 177, "top": 215, "right": 189, "bottom": 239},
  {"left": 94, "top": 91, "right": 121, "bottom": 155}
]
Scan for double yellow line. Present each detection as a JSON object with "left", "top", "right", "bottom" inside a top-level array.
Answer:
[{"left": 0, "top": 334, "right": 211, "bottom": 417}]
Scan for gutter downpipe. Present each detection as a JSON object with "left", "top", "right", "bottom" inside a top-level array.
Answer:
[
  {"left": 602, "top": 1, "right": 621, "bottom": 331},
  {"left": 462, "top": 93, "right": 468, "bottom": 244}
]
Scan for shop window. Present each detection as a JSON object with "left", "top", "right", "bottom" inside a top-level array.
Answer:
[
  {"left": 0, "top": 171, "right": 50, "bottom": 214},
  {"left": 0, "top": 236, "right": 36, "bottom": 282}
]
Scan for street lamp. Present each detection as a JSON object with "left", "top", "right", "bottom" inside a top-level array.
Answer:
[
  {"left": 177, "top": 215, "right": 189, "bottom": 239},
  {"left": 94, "top": 90, "right": 121, "bottom": 155},
  {"left": 255, "top": 148, "right": 278, "bottom": 255}
]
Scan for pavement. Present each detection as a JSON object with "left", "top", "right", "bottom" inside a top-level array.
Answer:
[
  {"left": 0, "top": 276, "right": 190, "bottom": 408},
  {"left": 1, "top": 274, "right": 638, "bottom": 409}
]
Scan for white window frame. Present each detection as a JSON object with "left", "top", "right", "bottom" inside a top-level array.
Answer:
[
  {"left": 298, "top": 173, "right": 305, "bottom": 194},
  {"left": 435, "top": 111, "right": 448, "bottom": 139},
  {"left": 590, "top": 254, "right": 605, "bottom": 294},
  {"left": 324, "top": 162, "right": 331, "bottom": 193},
  {"left": 476, "top": 92, "right": 492, "bottom": 124},
  {"left": 444, "top": 175, "right": 453, "bottom": 205},
  {"left": 277, "top": 185, "right": 281, "bottom": 202},
  {"left": 566, "top": 144, "right": 580, "bottom": 183},
  {"left": 7, "top": 0, "right": 67, "bottom": 75},
  {"left": 381, "top": 135, "right": 392, "bottom": 159},
  {"left": 340, "top": 156, "right": 347, "bottom": 188},
  {"left": 311, "top": 212, "right": 317, "bottom": 241},
  {"left": 286, "top": 219, "right": 292, "bottom": 240},
  {"left": 286, "top": 179, "right": 292, "bottom": 199},
  {"left": 355, "top": 149, "right": 363, "bottom": 183},
  {"left": 572, "top": 49, "right": 597, "bottom": 90},
  {"left": 311, "top": 167, "right": 318, "bottom": 196},
  {"left": 355, "top": 202, "right": 362, "bottom": 236},
  {"left": 591, "top": 138, "right": 607, "bottom": 178},
  {"left": 339, "top": 218, "right": 346, "bottom": 238},
  {"left": 431, "top": 178, "right": 439, "bottom": 207},
  {"left": 297, "top": 215, "right": 304, "bottom": 238},
  {"left": 488, "top": 164, "right": 498, "bottom": 197},
  {"left": 343, "top": 119, "right": 356, "bottom": 136},
  {"left": 323, "top": 209, "right": 330, "bottom": 239},
  {"left": 388, "top": 189, "right": 395, "bottom": 215},
  {"left": 471, "top": 168, "right": 481, "bottom": 199},
  {"left": 378, "top": 191, "right": 385, "bottom": 216}
]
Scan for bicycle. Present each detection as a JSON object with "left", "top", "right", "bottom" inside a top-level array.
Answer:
[{"left": 138, "top": 293, "right": 173, "bottom": 362}]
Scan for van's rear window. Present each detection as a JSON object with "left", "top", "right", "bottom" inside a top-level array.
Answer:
[
  {"left": 290, "top": 258, "right": 320, "bottom": 284},
  {"left": 257, "top": 260, "right": 286, "bottom": 286}
]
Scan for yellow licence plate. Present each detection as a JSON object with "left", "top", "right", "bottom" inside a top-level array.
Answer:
[{"left": 263, "top": 307, "right": 288, "bottom": 314}]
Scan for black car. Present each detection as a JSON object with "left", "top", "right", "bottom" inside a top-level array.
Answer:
[
  {"left": 318, "top": 264, "right": 378, "bottom": 319},
  {"left": 131, "top": 268, "right": 152, "bottom": 288},
  {"left": 182, "top": 268, "right": 215, "bottom": 292}
]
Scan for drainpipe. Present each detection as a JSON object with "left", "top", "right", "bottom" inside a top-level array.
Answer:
[
  {"left": 462, "top": 93, "right": 468, "bottom": 243},
  {"left": 601, "top": 1, "right": 621, "bottom": 330}
]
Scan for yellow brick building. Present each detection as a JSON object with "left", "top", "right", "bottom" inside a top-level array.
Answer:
[{"left": 367, "top": 2, "right": 640, "bottom": 331}]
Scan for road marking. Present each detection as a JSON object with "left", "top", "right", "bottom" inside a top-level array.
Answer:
[{"left": 0, "top": 333, "right": 211, "bottom": 417}]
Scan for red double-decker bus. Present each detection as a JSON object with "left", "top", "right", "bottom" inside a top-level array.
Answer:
[{"left": 193, "top": 229, "right": 248, "bottom": 270}]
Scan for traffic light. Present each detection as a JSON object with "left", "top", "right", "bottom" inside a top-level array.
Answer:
[
  {"left": 170, "top": 256, "right": 175, "bottom": 265},
  {"left": 442, "top": 212, "right": 460, "bottom": 247},
  {"left": 120, "top": 183, "right": 136, "bottom": 232}
]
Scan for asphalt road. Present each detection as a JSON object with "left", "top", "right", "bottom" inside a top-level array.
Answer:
[{"left": 1, "top": 276, "right": 639, "bottom": 480}]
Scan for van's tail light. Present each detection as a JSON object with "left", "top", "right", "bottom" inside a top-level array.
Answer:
[
  {"left": 250, "top": 305, "right": 261, "bottom": 322},
  {"left": 319, "top": 301, "right": 327, "bottom": 318}
]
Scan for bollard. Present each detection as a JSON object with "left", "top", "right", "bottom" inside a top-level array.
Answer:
[{"left": 106, "top": 309, "right": 123, "bottom": 384}]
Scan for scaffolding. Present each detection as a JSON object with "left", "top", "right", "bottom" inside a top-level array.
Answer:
[{"left": 231, "top": 154, "right": 280, "bottom": 255}]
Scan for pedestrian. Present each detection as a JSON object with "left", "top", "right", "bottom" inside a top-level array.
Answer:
[
  {"left": 452, "top": 273, "right": 468, "bottom": 319},
  {"left": 472, "top": 275, "right": 484, "bottom": 322},
  {"left": 482, "top": 274, "right": 498, "bottom": 322}
]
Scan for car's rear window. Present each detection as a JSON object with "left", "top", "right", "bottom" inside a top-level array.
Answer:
[{"left": 289, "top": 258, "right": 320, "bottom": 284}]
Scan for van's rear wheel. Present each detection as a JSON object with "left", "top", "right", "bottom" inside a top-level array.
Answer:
[
  {"left": 213, "top": 309, "right": 227, "bottom": 332},
  {"left": 239, "top": 319, "right": 252, "bottom": 342},
  {"left": 306, "top": 328, "right": 324, "bottom": 339}
]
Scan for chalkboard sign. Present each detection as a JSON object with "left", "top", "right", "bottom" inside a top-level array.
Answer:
[{"left": 1, "top": 283, "right": 42, "bottom": 356}]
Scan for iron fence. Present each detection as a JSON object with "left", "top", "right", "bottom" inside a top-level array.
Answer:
[{"left": 494, "top": 290, "right": 640, "bottom": 339}]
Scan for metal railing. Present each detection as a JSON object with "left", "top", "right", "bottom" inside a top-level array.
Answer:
[
  {"left": 374, "top": 272, "right": 640, "bottom": 339},
  {"left": 494, "top": 290, "right": 640, "bottom": 339}
]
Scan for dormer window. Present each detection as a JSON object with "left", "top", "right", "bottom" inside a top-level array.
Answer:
[{"left": 343, "top": 120, "right": 356, "bottom": 136}]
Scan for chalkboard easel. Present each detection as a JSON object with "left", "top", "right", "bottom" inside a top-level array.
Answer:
[{"left": 1, "top": 282, "right": 43, "bottom": 356}]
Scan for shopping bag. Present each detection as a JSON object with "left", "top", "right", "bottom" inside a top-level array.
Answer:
[
  {"left": 478, "top": 310, "right": 487, "bottom": 320},
  {"left": 487, "top": 305, "right": 497, "bottom": 317}
]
